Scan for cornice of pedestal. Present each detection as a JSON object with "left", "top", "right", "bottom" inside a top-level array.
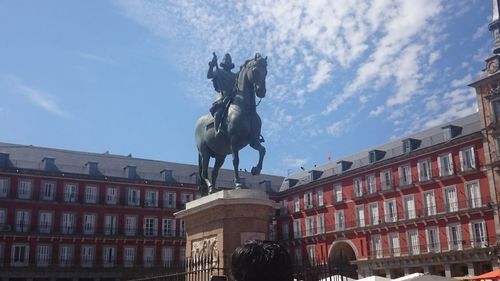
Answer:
[{"left": 174, "top": 188, "right": 279, "bottom": 219}]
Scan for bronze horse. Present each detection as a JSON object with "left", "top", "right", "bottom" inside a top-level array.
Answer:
[{"left": 195, "top": 54, "right": 267, "bottom": 195}]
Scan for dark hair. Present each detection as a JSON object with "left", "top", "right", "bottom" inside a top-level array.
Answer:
[{"left": 231, "top": 240, "right": 293, "bottom": 281}]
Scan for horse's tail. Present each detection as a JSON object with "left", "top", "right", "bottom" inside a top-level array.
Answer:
[{"left": 197, "top": 153, "right": 202, "bottom": 187}]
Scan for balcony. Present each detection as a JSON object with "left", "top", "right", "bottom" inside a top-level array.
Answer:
[{"left": 367, "top": 237, "right": 494, "bottom": 260}]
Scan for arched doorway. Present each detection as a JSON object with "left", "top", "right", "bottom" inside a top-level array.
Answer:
[{"left": 328, "top": 240, "right": 358, "bottom": 279}]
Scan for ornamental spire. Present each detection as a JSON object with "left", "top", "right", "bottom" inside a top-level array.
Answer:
[{"left": 490, "top": 0, "right": 500, "bottom": 54}]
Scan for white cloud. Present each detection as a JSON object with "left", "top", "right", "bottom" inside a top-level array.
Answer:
[
  {"left": 76, "top": 51, "right": 115, "bottom": 64},
  {"left": 369, "top": 105, "right": 385, "bottom": 117},
  {"left": 307, "top": 60, "right": 334, "bottom": 92},
  {"left": 472, "top": 25, "right": 488, "bottom": 41},
  {"left": 326, "top": 119, "right": 351, "bottom": 137},
  {"left": 282, "top": 155, "right": 308, "bottom": 169},
  {"left": 450, "top": 74, "right": 472, "bottom": 88},
  {"left": 14, "top": 80, "right": 70, "bottom": 118}
]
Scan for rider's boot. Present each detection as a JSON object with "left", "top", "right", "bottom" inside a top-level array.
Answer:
[{"left": 214, "top": 112, "right": 221, "bottom": 136}]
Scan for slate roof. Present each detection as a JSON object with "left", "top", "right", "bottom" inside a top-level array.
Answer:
[
  {"left": 0, "top": 142, "right": 284, "bottom": 192},
  {"left": 279, "top": 113, "right": 482, "bottom": 192}
]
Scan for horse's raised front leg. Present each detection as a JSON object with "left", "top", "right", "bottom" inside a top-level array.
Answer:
[
  {"left": 230, "top": 142, "right": 243, "bottom": 188},
  {"left": 210, "top": 156, "right": 225, "bottom": 194},
  {"left": 250, "top": 138, "right": 266, "bottom": 175}
]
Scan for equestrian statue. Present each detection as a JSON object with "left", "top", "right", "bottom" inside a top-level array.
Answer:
[{"left": 195, "top": 52, "right": 268, "bottom": 196}]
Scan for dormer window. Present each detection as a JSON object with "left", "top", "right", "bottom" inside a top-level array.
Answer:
[
  {"left": 337, "top": 161, "right": 352, "bottom": 172},
  {"left": 442, "top": 125, "right": 462, "bottom": 141},
  {"left": 403, "top": 138, "right": 421, "bottom": 153},
  {"left": 369, "top": 150, "right": 385, "bottom": 163}
]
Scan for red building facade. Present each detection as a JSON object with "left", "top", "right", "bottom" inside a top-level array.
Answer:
[
  {"left": 272, "top": 118, "right": 496, "bottom": 278},
  {"left": 0, "top": 147, "right": 282, "bottom": 281}
]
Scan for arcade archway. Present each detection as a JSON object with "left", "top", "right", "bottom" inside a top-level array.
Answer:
[{"left": 328, "top": 240, "right": 358, "bottom": 279}]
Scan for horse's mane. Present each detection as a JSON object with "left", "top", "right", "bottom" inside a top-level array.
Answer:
[{"left": 236, "top": 54, "right": 267, "bottom": 92}]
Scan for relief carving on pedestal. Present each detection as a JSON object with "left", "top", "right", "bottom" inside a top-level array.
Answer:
[{"left": 191, "top": 236, "right": 218, "bottom": 260}]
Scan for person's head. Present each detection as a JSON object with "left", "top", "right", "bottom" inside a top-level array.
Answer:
[
  {"left": 220, "top": 53, "right": 235, "bottom": 71},
  {"left": 231, "top": 240, "right": 293, "bottom": 281}
]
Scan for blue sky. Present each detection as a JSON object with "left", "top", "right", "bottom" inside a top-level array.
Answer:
[{"left": 0, "top": 0, "right": 491, "bottom": 176}]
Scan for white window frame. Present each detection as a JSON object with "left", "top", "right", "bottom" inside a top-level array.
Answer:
[
  {"left": 181, "top": 192, "right": 193, "bottom": 208},
  {"left": 316, "top": 214, "right": 325, "bottom": 234},
  {"left": 84, "top": 185, "right": 98, "bottom": 204},
  {"left": 104, "top": 214, "right": 118, "bottom": 235},
  {"left": 83, "top": 213, "right": 96, "bottom": 235},
  {"left": 367, "top": 174, "right": 376, "bottom": 194},
  {"left": 11, "top": 244, "right": 29, "bottom": 266},
  {"left": 162, "top": 247, "right": 173, "bottom": 267},
  {"left": 293, "top": 196, "right": 300, "bottom": 212},
  {"left": 15, "top": 209, "right": 30, "bottom": 233},
  {"left": 417, "top": 159, "right": 432, "bottom": 182},
  {"left": 144, "top": 217, "right": 158, "bottom": 237},
  {"left": 145, "top": 190, "right": 159, "bottom": 207},
  {"left": 444, "top": 186, "right": 458, "bottom": 212},
  {"left": 41, "top": 181, "right": 56, "bottom": 201},
  {"left": 18, "top": 179, "right": 32, "bottom": 200},
  {"left": 125, "top": 216, "right": 138, "bottom": 236},
  {"left": 438, "top": 153, "right": 454, "bottom": 177},
  {"left": 470, "top": 220, "right": 487, "bottom": 248},
  {"left": 305, "top": 216, "right": 314, "bottom": 236},
  {"left": 179, "top": 219, "right": 186, "bottom": 237},
  {"left": 164, "top": 191, "right": 176, "bottom": 209},
  {"left": 384, "top": 199, "right": 397, "bottom": 222},
  {"left": 403, "top": 195, "right": 416, "bottom": 220},
  {"left": 389, "top": 232, "right": 400, "bottom": 257},
  {"left": 106, "top": 187, "right": 119, "bottom": 205},
  {"left": 293, "top": 219, "right": 302, "bottom": 238},
  {"left": 59, "top": 245, "right": 74, "bottom": 267},
  {"left": 306, "top": 245, "right": 316, "bottom": 265},
  {"left": 38, "top": 211, "right": 53, "bottom": 234},
  {"left": 380, "top": 169, "right": 393, "bottom": 190},
  {"left": 407, "top": 229, "right": 420, "bottom": 255},
  {"left": 103, "top": 246, "right": 116, "bottom": 267},
  {"left": 143, "top": 247, "right": 155, "bottom": 268},
  {"left": 36, "top": 245, "right": 51, "bottom": 267},
  {"left": 447, "top": 223, "right": 463, "bottom": 251},
  {"left": 124, "top": 246, "right": 136, "bottom": 267},
  {"left": 353, "top": 178, "right": 363, "bottom": 197},
  {"left": 399, "top": 164, "right": 412, "bottom": 186},
  {"left": 304, "top": 192, "right": 313, "bottom": 209},
  {"left": 369, "top": 203, "right": 379, "bottom": 225},
  {"left": 280, "top": 199, "right": 289, "bottom": 214},
  {"left": 127, "top": 188, "right": 141, "bottom": 207},
  {"left": 372, "top": 235, "right": 382, "bottom": 258},
  {"left": 335, "top": 210, "right": 345, "bottom": 230},
  {"left": 81, "top": 245, "right": 95, "bottom": 268},
  {"left": 162, "top": 218, "right": 176, "bottom": 237},
  {"left": 316, "top": 189, "right": 324, "bottom": 207},
  {"left": 459, "top": 146, "right": 476, "bottom": 172},
  {"left": 423, "top": 191, "right": 437, "bottom": 216},
  {"left": 63, "top": 183, "right": 78, "bottom": 202},
  {"left": 61, "top": 212, "right": 75, "bottom": 234},
  {"left": 0, "top": 178, "right": 9, "bottom": 198},
  {"left": 426, "top": 226, "right": 440, "bottom": 253},
  {"left": 466, "top": 181, "right": 482, "bottom": 208},
  {"left": 334, "top": 184, "right": 342, "bottom": 202},
  {"left": 356, "top": 205, "right": 365, "bottom": 227}
]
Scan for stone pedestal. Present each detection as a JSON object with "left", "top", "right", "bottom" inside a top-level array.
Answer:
[{"left": 175, "top": 188, "right": 278, "bottom": 272}]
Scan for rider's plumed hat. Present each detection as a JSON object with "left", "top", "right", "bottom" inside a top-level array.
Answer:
[{"left": 220, "top": 53, "right": 235, "bottom": 70}]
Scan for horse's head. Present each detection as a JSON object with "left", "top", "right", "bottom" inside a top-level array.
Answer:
[{"left": 244, "top": 53, "right": 267, "bottom": 98}]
